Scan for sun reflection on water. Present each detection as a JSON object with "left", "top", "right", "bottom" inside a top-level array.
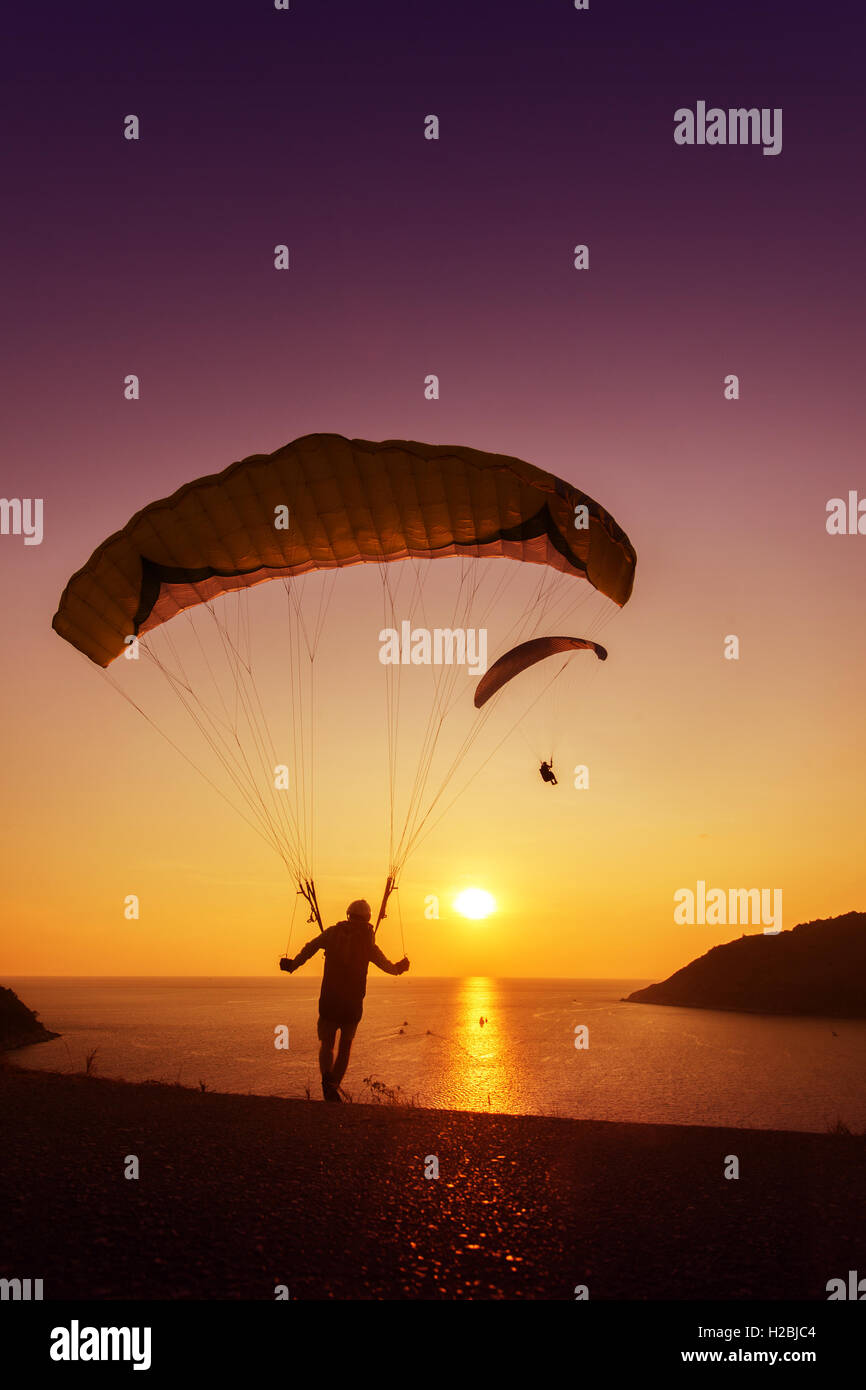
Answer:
[{"left": 432, "top": 977, "right": 519, "bottom": 1114}]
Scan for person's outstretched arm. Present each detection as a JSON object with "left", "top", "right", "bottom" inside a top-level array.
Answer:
[
  {"left": 280, "top": 929, "right": 329, "bottom": 973},
  {"left": 370, "top": 942, "right": 409, "bottom": 975}
]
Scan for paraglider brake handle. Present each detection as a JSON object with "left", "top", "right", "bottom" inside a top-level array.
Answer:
[
  {"left": 374, "top": 875, "right": 396, "bottom": 936},
  {"left": 297, "top": 879, "right": 324, "bottom": 933}
]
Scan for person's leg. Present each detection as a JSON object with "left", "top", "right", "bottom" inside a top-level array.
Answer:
[
  {"left": 330, "top": 1018, "right": 359, "bottom": 1085},
  {"left": 317, "top": 1017, "right": 338, "bottom": 1082}
]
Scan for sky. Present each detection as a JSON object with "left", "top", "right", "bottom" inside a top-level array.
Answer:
[{"left": 1, "top": 0, "right": 865, "bottom": 978}]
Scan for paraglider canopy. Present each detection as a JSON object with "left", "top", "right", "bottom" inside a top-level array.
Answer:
[
  {"left": 51, "top": 434, "right": 635, "bottom": 667},
  {"left": 473, "top": 636, "right": 607, "bottom": 709},
  {"left": 51, "top": 433, "right": 635, "bottom": 948}
]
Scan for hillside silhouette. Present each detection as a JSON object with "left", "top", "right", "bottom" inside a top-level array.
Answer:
[
  {"left": 626, "top": 911, "right": 866, "bottom": 1017},
  {"left": 0, "top": 986, "right": 59, "bottom": 1050}
]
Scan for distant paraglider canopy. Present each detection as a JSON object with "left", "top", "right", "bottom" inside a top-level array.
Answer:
[
  {"left": 53, "top": 433, "right": 636, "bottom": 944},
  {"left": 473, "top": 636, "right": 607, "bottom": 709}
]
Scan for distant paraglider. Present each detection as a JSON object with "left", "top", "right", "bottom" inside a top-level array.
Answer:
[
  {"left": 473, "top": 636, "right": 607, "bottom": 709},
  {"left": 475, "top": 636, "right": 608, "bottom": 783}
]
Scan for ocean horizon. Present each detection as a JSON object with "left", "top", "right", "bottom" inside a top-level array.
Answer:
[{"left": 8, "top": 976, "right": 865, "bottom": 1134}]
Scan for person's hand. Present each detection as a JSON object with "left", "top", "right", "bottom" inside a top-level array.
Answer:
[
  {"left": 279, "top": 957, "right": 295, "bottom": 973},
  {"left": 398, "top": 956, "right": 410, "bottom": 973}
]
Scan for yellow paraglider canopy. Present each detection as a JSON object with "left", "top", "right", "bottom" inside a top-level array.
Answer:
[
  {"left": 52, "top": 433, "right": 636, "bottom": 948},
  {"left": 52, "top": 433, "right": 635, "bottom": 667}
]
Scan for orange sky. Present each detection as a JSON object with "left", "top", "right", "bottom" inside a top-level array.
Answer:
[
  {"left": 3, "top": 0, "right": 865, "bottom": 983},
  {"left": 3, "top": 447, "right": 865, "bottom": 980}
]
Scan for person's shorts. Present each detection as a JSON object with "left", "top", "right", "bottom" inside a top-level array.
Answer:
[{"left": 317, "top": 1008, "right": 362, "bottom": 1041}]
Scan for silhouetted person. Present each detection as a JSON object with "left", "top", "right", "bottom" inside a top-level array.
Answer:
[
  {"left": 280, "top": 898, "right": 409, "bottom": 1101},
  {"left": 539, "top": 760, "right": 557, "bottom": 785}
]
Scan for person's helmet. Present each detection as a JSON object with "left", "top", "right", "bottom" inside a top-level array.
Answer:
[{"left": 347, "top": 899, "right": 372, "bottom": 921}]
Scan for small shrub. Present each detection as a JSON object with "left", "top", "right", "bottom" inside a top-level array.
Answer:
[
  {"left": 827, "top": 1117, "right": 852, "bottom": 1135},
  {"left": 362, "top": 1075, "right": 405, "bottom": 1106}
]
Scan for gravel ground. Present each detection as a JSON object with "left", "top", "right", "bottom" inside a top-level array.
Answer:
[{"left": 1, "top": 1067, "right": 862, "bottom": 1300}]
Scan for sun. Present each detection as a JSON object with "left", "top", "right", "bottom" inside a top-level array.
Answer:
[{"left": 453, "top": 888, "right": 497, "bottom": 920}]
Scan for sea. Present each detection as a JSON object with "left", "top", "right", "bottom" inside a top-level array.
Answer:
[{"left": 7, "top": 976, "right": 866, "bottom": 1133}]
